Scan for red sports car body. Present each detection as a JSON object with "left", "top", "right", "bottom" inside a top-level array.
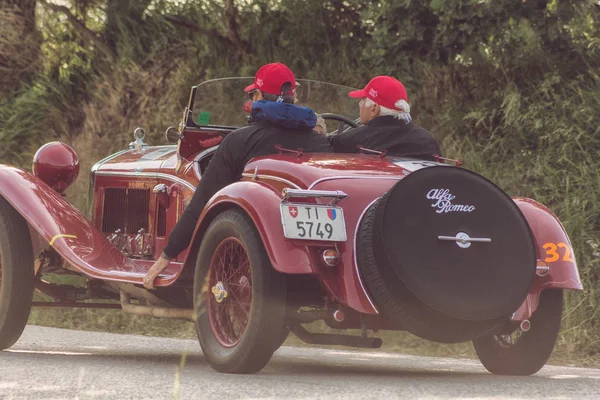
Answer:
[{"left": 0, "top": 78, "right": 582, "bottom": 375}]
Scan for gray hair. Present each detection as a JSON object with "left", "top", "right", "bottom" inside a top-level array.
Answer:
[
  {"left": 365, "top": 98, "right": 412, "bottom": 123},
  {"left": 261, "top": 81, "right": 295, "bottom": 104}
]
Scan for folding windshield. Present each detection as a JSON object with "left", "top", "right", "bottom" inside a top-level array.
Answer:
[{"left": 190, "top": 77, "right": 359, "bottom": 130}]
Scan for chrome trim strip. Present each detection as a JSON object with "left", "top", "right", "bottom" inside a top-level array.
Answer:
[
  {"left": 136, "top": 146, "right": 176, "bottom": 162},
  {"left": 90, "top": 146, "right": 175, "bottom": 173},
  {"left": 88, "top": 149, "right": 131, "bottom": 220},
  {"left": 185, "top": 126, "right": 235, "bottom": 133},
  {"left": 85, "top": 172, "right": 96, "bottom": 221},
  {"left": 90, "top": 149, "right": 130, "bottom": 174},
  {"left": 282, "top": 188, "right": 349, "bottom": 202},
  {"left": 353, "top": 197, "right": 381, "bottom": 314},
  {"left": 94, "top": 171, "right": 196, "bottom": 192},
  {"left": 438, "top": 236, "right": 491, "bottom": 243},
  {"left": 192, "top": 145, "right": 220, "bottom": 179},
  {"left": 308, "top": 175, "right": 401, "bottom": 190},
  {"left": 241, "top": 173, "right": 301, "bottom": 189}
]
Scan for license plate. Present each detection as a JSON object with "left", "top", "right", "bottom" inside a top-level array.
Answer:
[{"left": 280, "top": 204, "right": 347, "bottom": 242}]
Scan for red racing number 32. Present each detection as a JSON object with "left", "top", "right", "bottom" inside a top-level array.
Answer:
[{"left": 542, "top": 242, "right": 574, "bottom": 263}]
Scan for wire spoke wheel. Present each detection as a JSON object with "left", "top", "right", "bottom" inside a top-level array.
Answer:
[
  {"left": 194, "top": 209, "right": 286, "bottom": 374},
  {"left": 207, "top": 238, "right": 252, "bottom": 347}
]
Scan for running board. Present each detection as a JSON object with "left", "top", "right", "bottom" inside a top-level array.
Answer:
[{"left": 290, "top": 325, "right": 382, "bottom": 349}]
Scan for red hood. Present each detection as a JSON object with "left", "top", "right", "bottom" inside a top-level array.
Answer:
[{"left": 92, "top": 146, "right": 177, "bottom": 174}]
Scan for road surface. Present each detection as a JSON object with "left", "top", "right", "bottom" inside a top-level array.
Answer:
[{"left": 0, "top": 326, "right": 598, "bottom": 399}]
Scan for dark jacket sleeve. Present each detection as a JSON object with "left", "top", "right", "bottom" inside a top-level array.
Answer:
[
  {"left": 163, "top": 134, "right": 243, "bottom": 258},
  {"left": 331, "top": 127, "right": 365, "bottom": 153}
]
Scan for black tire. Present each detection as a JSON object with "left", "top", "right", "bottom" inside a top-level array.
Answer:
[
  {"left": 473, "top": 289, "right": 563, "bottom": 376},
  {"left": 194, "top": 209, "right": 287, "bottom": 373},
  {"left": 0, "top": 196, "right": 34, "bottom": 349},
  {"left": 274, "top": 327, "right": 290, "bottom": 350},
  {"left": 360, "top": 167, "right": 536, "bottom": 324},
  {"left": 358, "top": 197, "right": 504, "bottom": 343}
]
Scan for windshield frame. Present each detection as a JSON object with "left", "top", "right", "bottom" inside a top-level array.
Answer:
[{"left": 183, "top": 77, "right": 359, "bottom": 130}]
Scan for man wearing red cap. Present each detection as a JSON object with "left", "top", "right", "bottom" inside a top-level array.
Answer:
[
  {"left": 143, "top": 63, "right": 330, "bottom": 289},
  {"left": 332, "top": 76, "right": 441, "bottom": 160}
]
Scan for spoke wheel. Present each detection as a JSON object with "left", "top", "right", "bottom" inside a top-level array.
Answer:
[
  {"left": 207, "top": 238, "right": 252, "bottom": 348},
  {"left": 194, "top": 209, "right": 286, "bottom": 374}
]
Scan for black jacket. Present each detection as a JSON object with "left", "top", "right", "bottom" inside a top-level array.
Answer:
[
  {"left": 163, "top": 120, "right": 331, "bottom": 258},
  {"left": 331, "top": 116, "right": 441, "bottom": 160}
]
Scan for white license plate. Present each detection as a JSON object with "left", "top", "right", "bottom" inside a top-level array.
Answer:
[{"left": 280, "top": 204, "right": 347, "bottom": 242}]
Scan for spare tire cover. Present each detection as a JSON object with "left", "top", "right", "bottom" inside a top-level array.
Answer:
[{"left": 376, "top": 166, "right": 536, "bottom": 321}]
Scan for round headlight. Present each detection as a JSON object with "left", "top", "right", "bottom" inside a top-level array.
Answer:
[{"left": 32, "top": 142, "right": 79, "bottom": 193}]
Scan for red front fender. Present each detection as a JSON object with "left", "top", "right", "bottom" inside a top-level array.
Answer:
[
  {"left": 182, "top": 181, "right": 316, "bottom": 275},
  {"left": 0, "top": 166, "right": 147, "bottom": 283},
  {"left": 511, "top": 197, "right": 583, "bottom": 320}
]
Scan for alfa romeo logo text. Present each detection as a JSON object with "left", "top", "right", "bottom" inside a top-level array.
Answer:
[{"left": 426, "top": 189, "right": 475, "bottom": 214}]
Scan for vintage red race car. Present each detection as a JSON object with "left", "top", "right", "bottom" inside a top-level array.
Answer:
[{"left": 0, "top": 78, "right": 582, "bottom": 375}]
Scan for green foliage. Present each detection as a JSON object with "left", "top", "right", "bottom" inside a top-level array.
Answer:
[
  {"left": 1, "top": 0, "right": 599, "bottom": 362},
  {"left": 0, "top": 77, "right": 79, "bottom": 164}
]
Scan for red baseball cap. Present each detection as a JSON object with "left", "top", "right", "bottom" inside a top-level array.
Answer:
[
  {"left": 349, "top": 76, "right": 408, "bottom": 111},
  {"left": 244, "top": 63, "right": 297, "bottom": 95}
]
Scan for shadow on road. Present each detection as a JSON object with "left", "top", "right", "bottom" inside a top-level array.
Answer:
[{"left": 1, "top": 347, "right": 552, "bottom": 382}]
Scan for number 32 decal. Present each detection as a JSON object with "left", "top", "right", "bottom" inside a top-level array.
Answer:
[{"left": 542, "top": 242, "right": 574, "bottom": 263}]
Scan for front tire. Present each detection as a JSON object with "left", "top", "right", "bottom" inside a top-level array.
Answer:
[
  {"left": 194, "top": 209, "right": 287, "bottom": 373},
  {"left": 0, "top": 196, "right": 34, "bottom": 349},
  {"left": 473, "top": 289, "right": 564, "bottom": 376}
]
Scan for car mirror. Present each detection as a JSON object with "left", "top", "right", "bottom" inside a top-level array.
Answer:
[{"left": 165, "top": 126, "right": 182, "bottom": 143}]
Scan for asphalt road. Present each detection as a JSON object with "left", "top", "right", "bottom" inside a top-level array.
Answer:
[{"left": 0, "top": 326, "right": 598, "bottom": 399}]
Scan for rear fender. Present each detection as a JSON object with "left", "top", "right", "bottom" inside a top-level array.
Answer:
[
  {"left": 511, "top": 197, "right": 583, "bottom": 320},
  {"left": 182, "top": 181, "right": 316, "bottom": 275},
  {"left": 0, "top": 166, "right": 146, "bottom": 282}
]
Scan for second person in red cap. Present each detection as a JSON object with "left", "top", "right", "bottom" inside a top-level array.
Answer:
[{"left": 332, "top": 76, "right": 441, "bottom": 160}]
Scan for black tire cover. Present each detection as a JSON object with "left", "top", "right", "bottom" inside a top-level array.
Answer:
[{"left": 376, "top": 166, "right": 536, "bottom": 321}]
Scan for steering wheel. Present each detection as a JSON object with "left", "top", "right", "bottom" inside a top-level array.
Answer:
[{"left": 320, "top": 113, "right": 359, "bottom": 136}]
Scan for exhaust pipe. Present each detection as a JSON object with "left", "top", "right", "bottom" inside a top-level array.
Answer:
[
  {"left": 119, "top": 292, "right": 194, "bottom": 321},
  {"left": 520, "top": 319, "right": 531, "bottom": 332},
  {"left": 109, "top": 282, "right": 175, "bottom": 307}
]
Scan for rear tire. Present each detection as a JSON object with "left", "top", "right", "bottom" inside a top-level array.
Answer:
[
  {"left": 473, "top": 289, "right": 563, "bottom": 376},
  {"left": 0, "top": 196, "right": 34, "bottom": 349},
  {"left": 194, "top": 209, "right": 287, "bottom": 373}
]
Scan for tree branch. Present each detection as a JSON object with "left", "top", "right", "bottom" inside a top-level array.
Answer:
[
  {"left": 205, "top": 0, "right": 249, "bottom": 55},
  {"left": 163, "top": 15, "right": 237, "bottom": 48},
  {"left": 224, "top": 0, "right": 245, "bottom": 53},
  {"left": 39, "top": 0, "right": 116, "bottom": 62}
]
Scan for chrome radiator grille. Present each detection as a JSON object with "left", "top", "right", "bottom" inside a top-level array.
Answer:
[{"left": 101, "top": 188, "right": 150, "bottom": 234}]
